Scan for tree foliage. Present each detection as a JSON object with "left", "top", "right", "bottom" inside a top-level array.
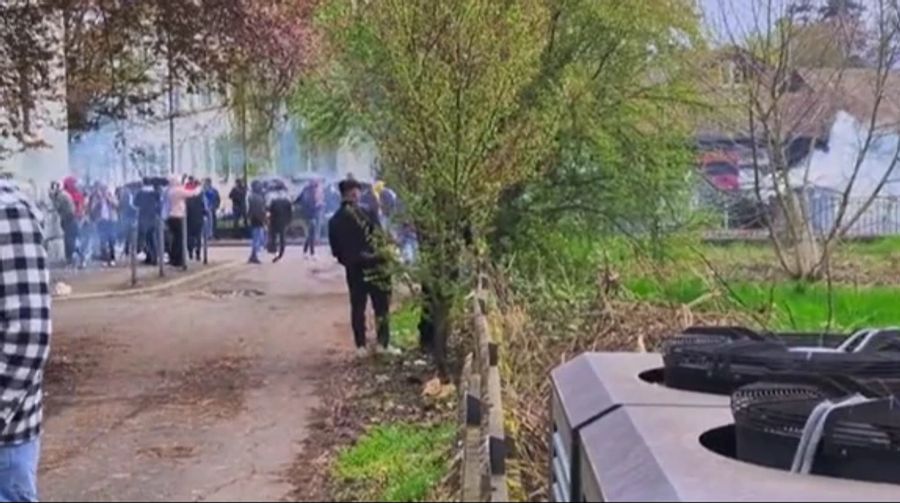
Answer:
[
  {"left": 0, "top": 1, "right": 63, "bottom": 160},
  {"left": 2, "top": 0, "right": 316, "bottom": 162},
  {"left": 294, "top": 0, "right": 704, "bottom": 372}
]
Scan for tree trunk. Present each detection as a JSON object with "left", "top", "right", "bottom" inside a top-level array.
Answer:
[
  {"left": 781, "top": 189, "right": 821, "bottom": 280},
  {"left": 430, "top": 293, "right": 452, "bottom": 381},
  {"left": 167, "top": 43, "right": 176, "bottom": 175}
]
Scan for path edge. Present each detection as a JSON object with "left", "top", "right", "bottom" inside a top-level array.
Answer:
[{"left": 53, "top": 261, "right": 243, "bottom": 302}]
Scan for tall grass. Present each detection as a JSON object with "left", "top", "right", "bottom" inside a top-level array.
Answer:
[{"left": 627, "top": 275, "right": 900, "bottom": 331}]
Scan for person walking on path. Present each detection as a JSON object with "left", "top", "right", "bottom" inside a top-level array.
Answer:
[
  {"left": 0, "top": 178, "right": 52, "bottom": 502},
  {"left": 88, "top": 182, "right": 118, "bottom": 267},
  {"left": 202, "top": 178, "right": 220, "bottom": 240},
  {"left": 267, "top": 180, "right": 293, "bottom": 263},
  {"left": 134, "top": 178, "right": 162, "bottom": 265},
  {"left": 247, "top": 180, "right": 267, "bottom": 264},
  {"left": 229, "top": 178, "right": 248, "bottom": 235},
  {"left": 328, "top": 179, "right": 399, "bottom": 358},
  {"left": 185, "top": 177, "right": 206, "bottom": 262},
  {"left": 166, "top": 176, "right": 200, "bottom": 268},
  {"left": 298, "top": 179, "right": 324, "bottom": 259},
  {"left": 62, "top": 176, "right": 86, "bottom": 267},
  {"left": 117, "top": 184, "right": 138, "bottom": 258},
  {"left": 50, "top": 182, "right": 78, "bottom": 266}
]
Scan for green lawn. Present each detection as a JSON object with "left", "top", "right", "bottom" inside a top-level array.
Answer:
[
  {"left": 843, "top": 236, "right": 900, "bottom": 258},
  {"left": 627, "top": 275, "right": 900, "bottom": 331},
  {"left": 333, "top": 422, "right": 454, "bottom": 502}
]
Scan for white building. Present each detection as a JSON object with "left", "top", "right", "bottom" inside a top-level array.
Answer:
[{"left": 69, "top": 87, "right": 377, "bottom": 192}]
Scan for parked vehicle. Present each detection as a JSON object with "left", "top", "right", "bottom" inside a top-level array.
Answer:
[{"left": 699, "top": 151, "right": 740, "bottom": 192}]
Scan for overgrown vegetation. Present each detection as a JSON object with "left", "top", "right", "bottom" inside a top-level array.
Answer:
[
  {"left": 494, "top": 230, "right": 900, "bottom": 500},
  {"left": 293, "top": 0, "right": 704, "bottom": 377}
]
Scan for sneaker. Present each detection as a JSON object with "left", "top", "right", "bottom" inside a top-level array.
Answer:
[
  {"left": 355, "top": 347, "right": 369, "bottom": 359},
  {"left": 248, "top": 257, "right": 262, "bottom": 265},
  {"left": 375, "top": 345, "right": 402, "bottom": 356}
]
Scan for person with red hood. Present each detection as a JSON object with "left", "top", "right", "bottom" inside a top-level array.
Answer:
[
  {"left": 62, "top": 177, "right": 87, "bottom": 267},
  {"left": 62, "top": 176, "right": 85, "bottom": 219}
]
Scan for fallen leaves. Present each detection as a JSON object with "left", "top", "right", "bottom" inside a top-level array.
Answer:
[{"left": 422, "top": 377, "right": 456, "bottom": 403}]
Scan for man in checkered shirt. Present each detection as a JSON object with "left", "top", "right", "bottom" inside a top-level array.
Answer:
[{"left": 0, "top": 178, "right": 51, "bottom": 502}]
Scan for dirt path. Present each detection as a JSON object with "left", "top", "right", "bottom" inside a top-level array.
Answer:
[{"left": 41, "top": 248, "right": 354, "bottom": 502}]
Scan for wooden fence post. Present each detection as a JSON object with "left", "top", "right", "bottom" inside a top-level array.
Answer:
[
  {"left": 461, "top": 353, "right": 484, "bottom": 502},
  {"left": 487, "top": 341, "right": 508, "bottom": 502}
]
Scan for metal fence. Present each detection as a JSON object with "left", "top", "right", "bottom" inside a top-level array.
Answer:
[{"left": 699, "top": 186, "right": 900, "bottom": 240}]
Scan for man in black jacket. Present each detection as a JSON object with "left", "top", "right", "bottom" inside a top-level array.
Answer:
[
  {"left": 329, "top": 179, "right": 398, "bottom": 358},
  {"left": 134, "top": 178, "right": 162, "bottom": 265},
  {"left": 267, "top": 180, "right": 293, "bottom": 263}
]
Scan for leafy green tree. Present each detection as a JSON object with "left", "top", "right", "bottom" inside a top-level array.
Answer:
[{"left": 294, "top": 0, "right": 704, "bottom": 375}]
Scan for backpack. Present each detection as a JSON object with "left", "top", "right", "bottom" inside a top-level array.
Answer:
[{"left": 54, "top": 191, "right": 76, "bottom": 221}]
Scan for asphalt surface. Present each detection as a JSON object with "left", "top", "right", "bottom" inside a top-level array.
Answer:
[{"left": 41, "top": 248, "right": 353, "bottom": 501}]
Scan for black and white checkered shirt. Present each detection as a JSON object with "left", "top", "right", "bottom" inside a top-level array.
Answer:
[{"left": 0, "top": 179, "right": 51, "bottom": 445}]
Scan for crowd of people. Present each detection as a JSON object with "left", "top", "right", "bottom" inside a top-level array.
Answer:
[
  {"left": 42, "top": 172, "right": 417, "bottom": 270},
  {"left": 47, "top": 175, "right": 222, "bottom": 269},
  {"left": 0, "top": 171, "right": 423, "bottom": 500}
]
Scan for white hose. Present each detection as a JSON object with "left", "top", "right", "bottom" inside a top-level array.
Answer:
[{"left": 790, "top": 394, "right": 872, "bottom": 474}]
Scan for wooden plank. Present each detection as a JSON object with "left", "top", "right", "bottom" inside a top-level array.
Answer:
[
  {"left": 458, "top": 354, "right": 473, "bottom": 430},
  {"left": 462, "top": 366, "right": 484, "bottom": 502},
  {"left": 487, "top": 362, "right": 508, "bottom": 502}
]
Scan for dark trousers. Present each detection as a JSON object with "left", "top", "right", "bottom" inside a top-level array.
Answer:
[
  {"left": 62, "top": 218, "right": 78, "bottom": 265},
  {"left": 97, "top": 219, "right": 117, "bottom": 263},
  {"left": 187, "top": 224, "right": 203, "bottom": 261},
  {"left": 303, "top": 217, "right": 318, "bottom": 255},
  {"left": 346, "top": 265, "right": 391, "bottom": 349},
  {"left": 138, "top": 221, "right": 157, "bottom": 264},
  {"left": 233, "top": 210, "right": 246, "bottom": 234},
  {"left": 269, "top": 225, "right": 287, "bottom": 261},
  {"left": 167, "top": 217, "right": 185, "bottom": 267}
]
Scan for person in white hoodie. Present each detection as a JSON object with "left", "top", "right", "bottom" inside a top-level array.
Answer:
[{"left": 166, "top": 176, "right": 201, "bottom": 267}]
